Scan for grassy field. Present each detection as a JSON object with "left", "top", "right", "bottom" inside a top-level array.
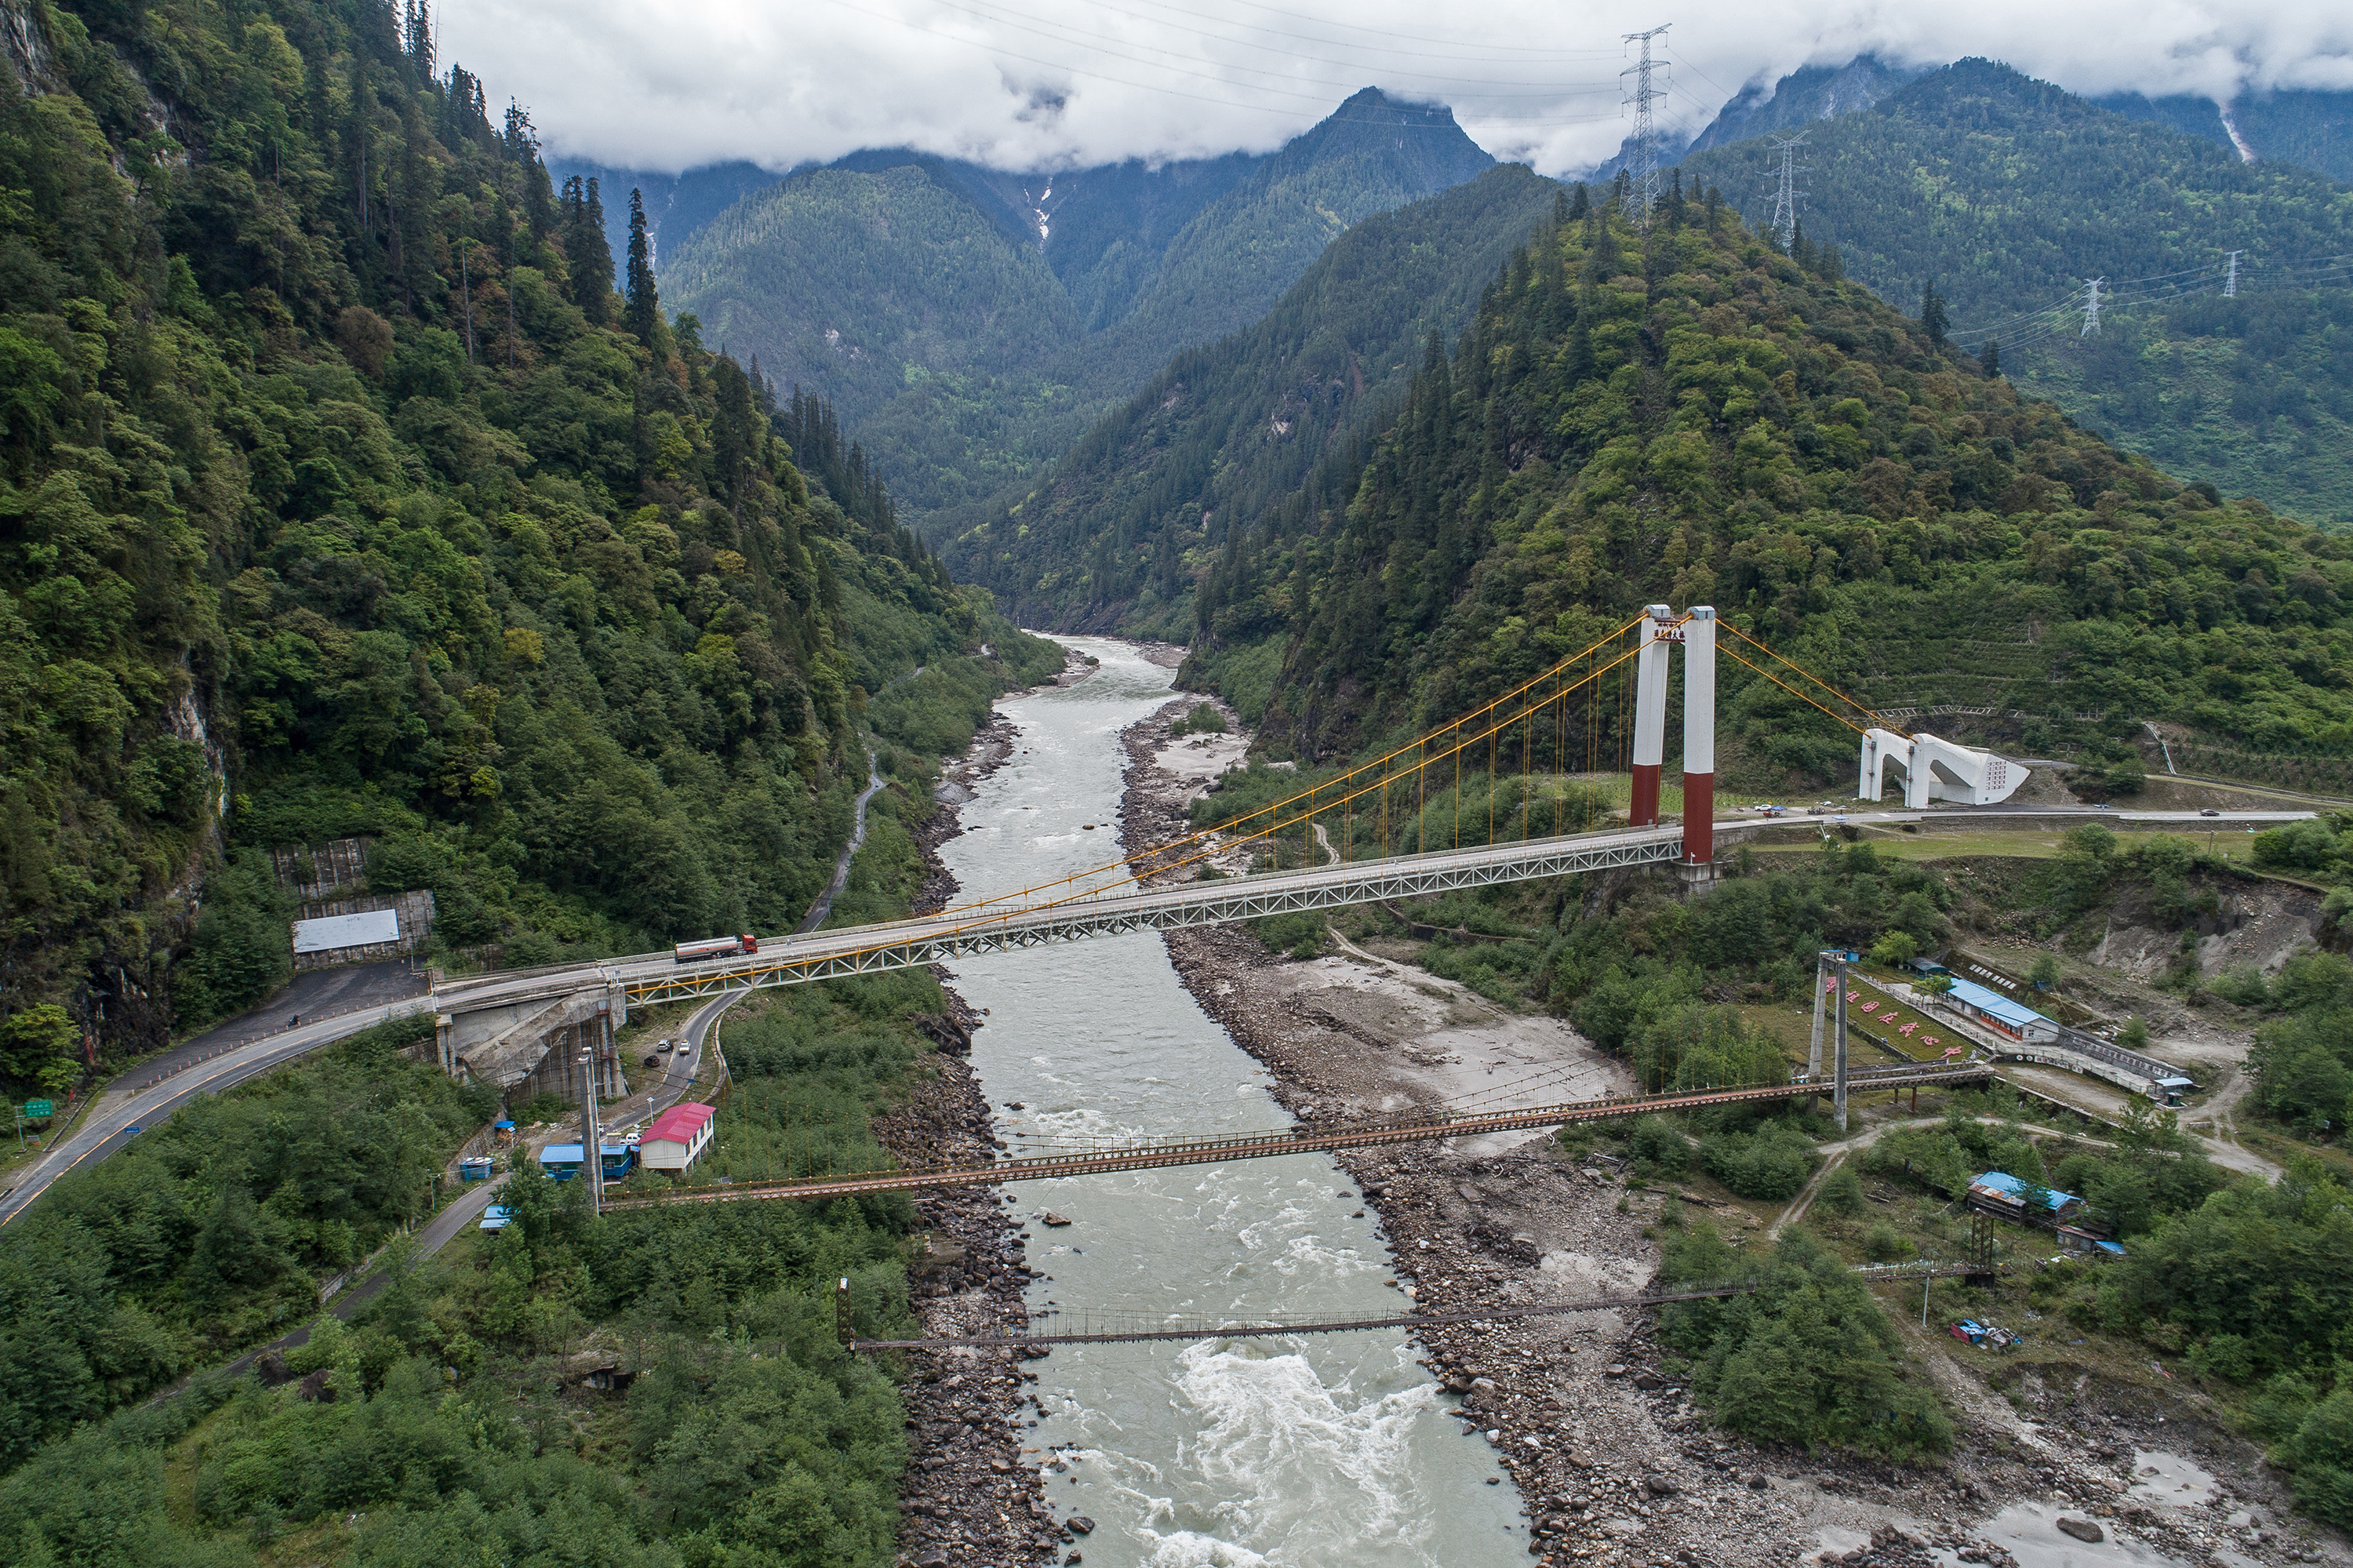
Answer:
[{"left": 1749, "top": 825, "right": 2264, "bottom": 864}]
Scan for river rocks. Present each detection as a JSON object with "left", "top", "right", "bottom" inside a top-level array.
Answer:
[
  {"left": 1066, "top": 1515, "right": 1096, "bottom": 1534},
  {"left": 2056, "top": 1516, "right": 2105, "bottom": 1543},
  {"left": 1041, "top": 1211, "right": 1071, "bottom": 1227}
]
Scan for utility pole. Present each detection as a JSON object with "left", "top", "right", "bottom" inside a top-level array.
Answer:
[
  {"left": 1834, "top": 955, "right": 1850, "bottom": 1133},
  {"left": 576, "top": 1043, "right": 604, "bottom": 1210},
  {"left": 2224, "top": 249, "right": 2243, "bottom": 298},
  {"left": 2080, "top": 277, "right": 2104, "bottom": 337},
  {"left": 1766, "top": 133, "right": 1807, "bottom": 251},
  {"left": 1620, "top": 24, "right": 1671, "bottom": 231}
]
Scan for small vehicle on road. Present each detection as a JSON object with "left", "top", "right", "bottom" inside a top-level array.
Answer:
[{"left": 2198, "top": 807, "right": 2222, "bottom": 817}]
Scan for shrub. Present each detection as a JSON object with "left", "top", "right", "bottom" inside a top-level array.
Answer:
[
  {"left": 1627, "top": 1115, "right": 1689, "bottom": 1177},
  {"left": 1249, "top": 911, "right": 1326, "bottom": 959},
  {"left": 1660, "top": 1227, "right": 1952, "bottom": 1461},
  {"left": 1702, "top": 1122, "right": 1818, "bottom": 1200},
  {"left": 1863, "top": 1221, "right": 1912, "bottom": 1261},
  {"left": 1817, "top": 1162, "right": 1865, "bottom": 1217}
]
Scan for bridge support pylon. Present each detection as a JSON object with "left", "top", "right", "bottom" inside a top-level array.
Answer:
[
  {"left": 1631, "top": 604, "right": 1672, "bottom": 827},
  {"left": 1632, "top": 604, "right": 1717, "bottom": 876},
  {"left": 1680, "top": 607, "right": 1715, "bottom": 869}
]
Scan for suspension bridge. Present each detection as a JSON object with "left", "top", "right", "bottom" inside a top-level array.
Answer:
[
  {"left": 846, "top": 1260, "right": 2006, "bottom": 1352},
  {"left": 431, "top": 604, "right": 2031, "bottom": 1119}
]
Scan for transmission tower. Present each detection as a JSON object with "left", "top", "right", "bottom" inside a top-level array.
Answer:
[
  {"left": 1765, "top": 133, "right": 1808, "bottom": 250},
  {"left": 1620, "top": 24, "right": 1671, "bottom": 231},
  {"left": 2224, "top": 249, "right": 2243, "bottom": 298},
  {"left": 2080, "top": 276, "right": 2104, "bottom": 337}
]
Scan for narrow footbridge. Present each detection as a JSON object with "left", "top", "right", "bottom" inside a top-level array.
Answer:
[
  {"left": 599, "top": 1059, "right": 1993, "bottom": 1211},
  {"left": 850, "top": 1260, "right": 2003, "bottom": 1352}
]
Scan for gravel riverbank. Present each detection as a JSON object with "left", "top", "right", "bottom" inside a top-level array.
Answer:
[
  {"left": 886, "top": 651, "right": 1096, "bottom": 1568},
  {"left": 1113, "top": 693, "right": 2340, "bottom": 1568}
]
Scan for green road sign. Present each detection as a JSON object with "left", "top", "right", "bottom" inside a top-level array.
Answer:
[{"left": 22, "top": 1101, "right": 53, "bottom": 1119}]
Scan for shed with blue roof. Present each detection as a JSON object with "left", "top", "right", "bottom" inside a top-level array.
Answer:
[
  {"left": 1968, "top": 1170, "right": 2083, "bottom": 1226},
  {"left": 1943, "top": 977, "right": 2060, "bottom": 1043}
]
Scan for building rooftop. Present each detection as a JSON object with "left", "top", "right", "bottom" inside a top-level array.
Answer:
[
  {"left": 1944, "top": 976, "right": 2055, "bottom": 1031},
  {"left": 646, "top": 1102, "right": 717, "bottom": 1144},
  {"left": 1972, "top": 1170, "right": 2078, "bottom": 1211}
]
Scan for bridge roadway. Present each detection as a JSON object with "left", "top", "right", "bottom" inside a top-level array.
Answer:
[
  {"left": 599, "top": 1060, "right": 1995, "bottom": 1210},
  {"left": 440, "top": 820, "right": 1694, "bottom": 1017},
  {"left": 435, "top": 806, "right": 2314, "bottom": 1021}
]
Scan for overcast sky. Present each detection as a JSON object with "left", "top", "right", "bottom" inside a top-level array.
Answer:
[{"left": 440, "top": 0, "right": 2353, "bottom": 176}]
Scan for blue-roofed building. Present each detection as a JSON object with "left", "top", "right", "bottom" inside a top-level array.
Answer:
[
  {"left": 540, "top": 1143, "right": 634, "bottom": 1182},
  {"left": 1942, "top": 977, "right": 2060, "bottom": 1043},
  {"left": 1968, "top": 1170, "right": 2084, "bottom": 1226}
]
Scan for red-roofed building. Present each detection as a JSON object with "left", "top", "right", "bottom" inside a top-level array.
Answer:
[{"left": 642, "top": 1102, "right": 716, "bottom": 1172}]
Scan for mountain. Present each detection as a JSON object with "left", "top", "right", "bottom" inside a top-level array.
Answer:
[
  {"left": 1682, "top": 55, "right": 1929, "bottom": 155},
  {"left": 1676, "top": 60, "right": 2353, "bottom": 527},
  {"left": 936, "top": 166, "right": 1565, "bottom": 633},
  {"left": 660, "top": 89, "right": 1496, "bottom": 517},
  {"left": 2100, "top": 87, "right": 2353, "bottom": 184},
  {"left": 1174, "top": 184, "right": 2351, "bottom": 791},
  {"left": 0, "top": 0, "right": 1054, "bottom": 1078}
]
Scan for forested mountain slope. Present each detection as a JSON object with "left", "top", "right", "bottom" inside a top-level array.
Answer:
[
  {"left": 662, "top": 89, "right": 1494, "bottom": 517},
  {"left": 1180, "top": 186, "right": 2353, "bottom": 789},
  {"left": 1678, "top": 61, "right": 2353, "bottom": 526},
  {"left": 937, "top": 166, "right": 1564, "bottom": 633},
  {"left": 0, "top": 0, "right": 1053, "bottom": 1094}
]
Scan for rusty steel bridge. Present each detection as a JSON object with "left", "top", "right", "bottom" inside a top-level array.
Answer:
[{"left": 600, "top": 1059, "right": 1994, "bottom": 1211}]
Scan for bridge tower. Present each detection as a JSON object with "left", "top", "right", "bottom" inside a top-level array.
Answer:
[{"left": 1629, "top": 604, "right": 1718, "bottom": 871}]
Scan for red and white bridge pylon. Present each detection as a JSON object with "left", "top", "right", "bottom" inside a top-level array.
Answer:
[{"left": 1629, "top": 603, "right": 1718, "bottom": 870}]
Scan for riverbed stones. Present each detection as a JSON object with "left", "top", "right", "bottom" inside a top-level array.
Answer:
[{"left": 2056, "top": 1516, "right": 2104, "bottom": 1543}]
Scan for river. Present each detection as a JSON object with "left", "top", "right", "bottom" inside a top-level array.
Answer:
[{"left": 935, "top": 638, "right": 1528, "bottom": 1568}]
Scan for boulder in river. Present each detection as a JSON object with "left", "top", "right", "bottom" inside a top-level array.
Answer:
[{"left": 1042, "top": 1211, "right": 1072, "bottom": 1227}]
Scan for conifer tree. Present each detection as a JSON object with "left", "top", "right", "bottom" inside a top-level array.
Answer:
[
  {"left": 625, "top": 187, "right": 661, "bottom": 349},
  {"left": 1920, "top": 278, "right": 1949, "bottom": 347},
  {"left": 1983, "top": 336, "right": 2002, "bottom": 378}
]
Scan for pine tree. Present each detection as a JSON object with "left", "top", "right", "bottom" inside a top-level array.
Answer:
[
  {"left": 624, "top": 187, "right": 660, "bottom": 349},
  {"left": 1982, "top": 336, "right": 2001, "bottom": 378},
  {"left": 1920, "top": 278, "right": 1949, "bottom": 347}
]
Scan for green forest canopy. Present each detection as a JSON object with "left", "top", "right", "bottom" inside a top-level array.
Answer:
[{"left": 0, "top": 0, "right": 1056, "bottom": 1098}]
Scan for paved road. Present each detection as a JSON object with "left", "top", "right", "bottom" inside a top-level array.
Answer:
[
  {"left": 0, "top": 997, "right": 433, "bottom": 1228},
  {"left": 600, "top": 984, "right": 745, "bottom": 1134}
]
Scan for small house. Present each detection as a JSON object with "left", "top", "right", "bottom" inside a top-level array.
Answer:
[
  {"left": 642, "top": 1103, "right": 717, "bottom": 1172},
  {"left": 540, "top": 1144, "right": 586, "bottom": 1181},
  {"left": 1967, "top": 1170, "right": 2082, "bottom": 1227},
  {"left": 1942, "top": 977, "right": 2061, "bottom": 1043},
  {"left": 2057, "top": 1224, "right": 2126, "bottom": 1259}
]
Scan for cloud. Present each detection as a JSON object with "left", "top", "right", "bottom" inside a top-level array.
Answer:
[{"left": 439, "top": 0, "right": 2353, "bottom": 176}]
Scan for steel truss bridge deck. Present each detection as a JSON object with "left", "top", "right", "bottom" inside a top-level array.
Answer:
[
  {"left": 600, "top": 1061, "right": 1992, "bottom": 1210},
  {"left": 851, "top": 1262, "right": 2003, "bottom": 1351},
  {"left": 435, "top": 825, "right": 1691, "bottom": 1017}
]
